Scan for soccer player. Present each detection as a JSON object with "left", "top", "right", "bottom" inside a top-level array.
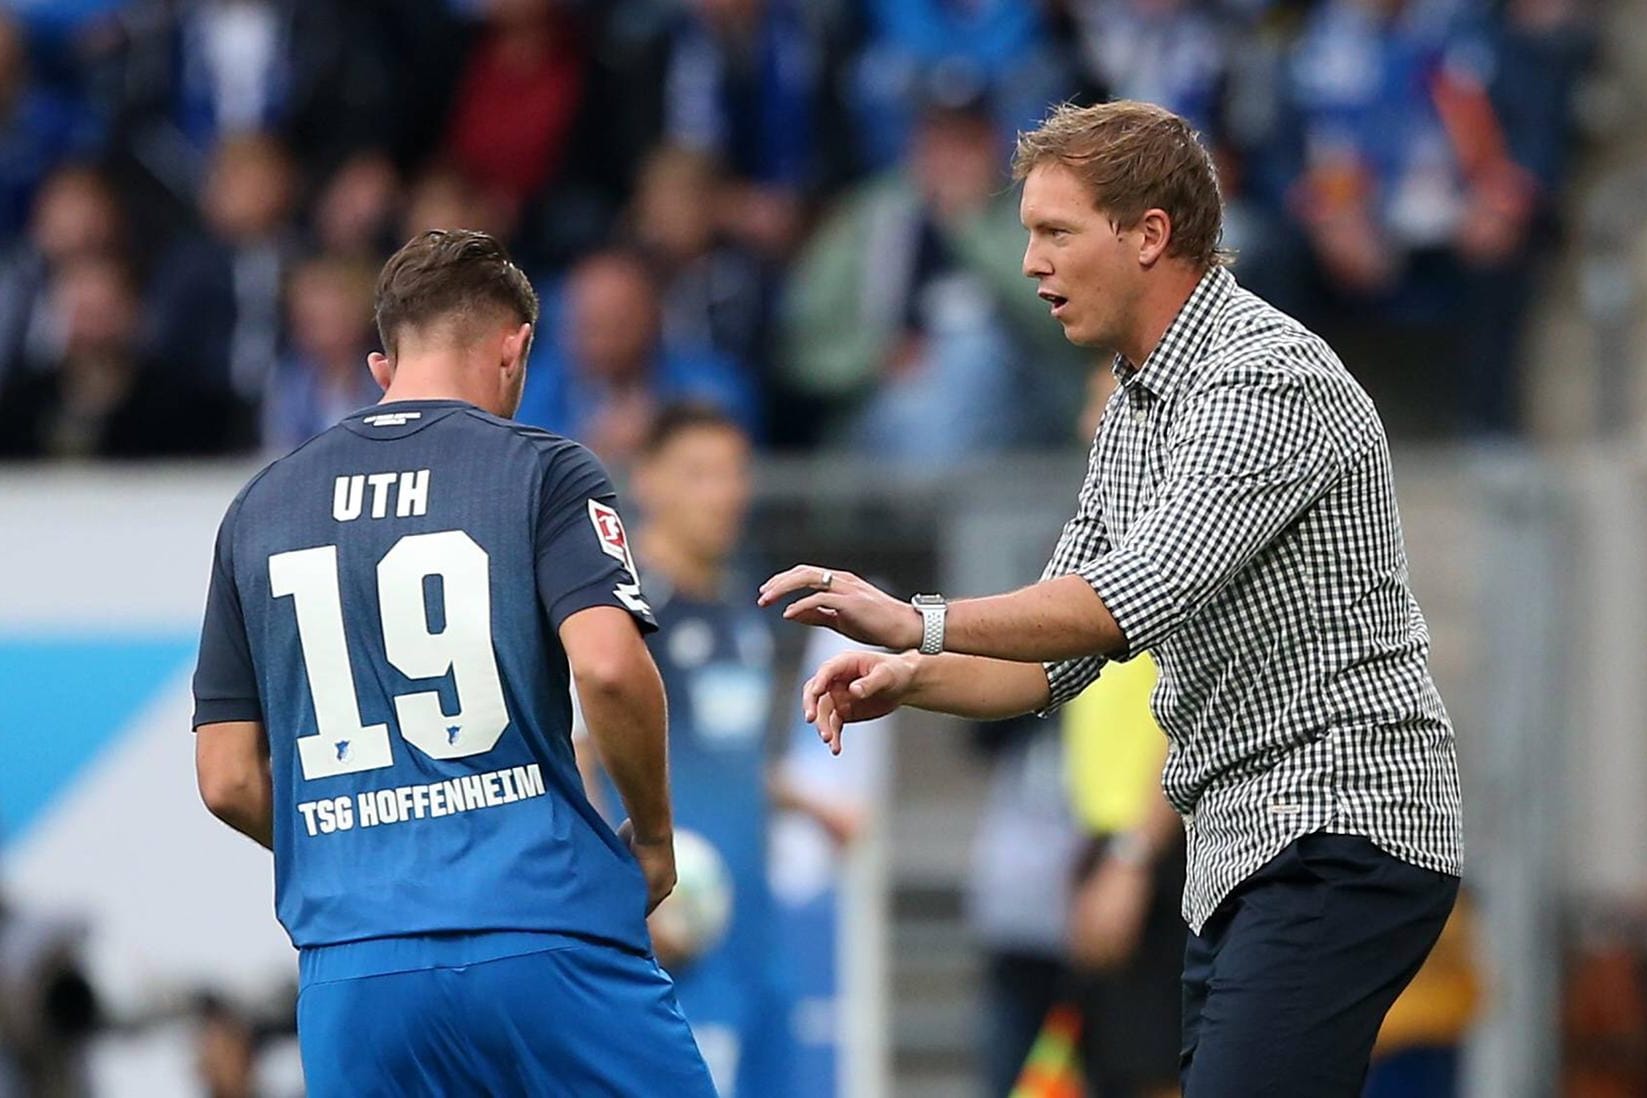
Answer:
[
  {"left": 574, "top": 403, "right": 787, "bottom": 1097},
  {"left": 191, "top": 230, "right": 717, "bottom": 1097},
  {"left": 760, "top": 101, "right": 1462, "bottom": 1097}
]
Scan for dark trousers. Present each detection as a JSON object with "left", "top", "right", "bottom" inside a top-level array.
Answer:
[
  {"left": 1180, "top": 833, "right": 1459, "bottom": 1097},
  {"left": 981, "top": 951, "right": 1067, "bottom": 1098}
]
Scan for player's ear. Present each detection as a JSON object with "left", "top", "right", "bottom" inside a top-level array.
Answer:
[
  {"left": 503, "top": 322, "right": 532, "bottom": 374},
  {"left": 367, "top": 351, "right": 392, "bottom": 392}
]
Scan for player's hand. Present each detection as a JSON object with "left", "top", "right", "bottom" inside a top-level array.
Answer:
[
  {"left": 757, "top": 565, "right": 922, "bottom": 651},
  {"left": 1070, "top": 853, "right": 1153, "bottom": 971},
  {"left": 802, "top": 650, "right": 918, "bottom": 755},
  {"left": 618, "top": 819, "right": 677, "bottom": 915}
]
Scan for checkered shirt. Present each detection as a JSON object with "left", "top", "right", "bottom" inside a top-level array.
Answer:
[{"left": 1041, "top": 266, "right": 1463, "bottom": 932}]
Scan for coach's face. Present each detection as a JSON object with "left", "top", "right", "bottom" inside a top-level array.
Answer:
[{"left": 1020, "top": 163, "right": 1147, "bottom": 352}]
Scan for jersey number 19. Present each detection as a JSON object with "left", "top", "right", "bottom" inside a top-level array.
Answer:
[{"left": 270, "top": 530, "right": 509, "bottom": 781}]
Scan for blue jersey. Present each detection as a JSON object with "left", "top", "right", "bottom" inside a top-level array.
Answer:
[
  {"left": 597, "top": 574, "right": 778, "bottom": 1092},
  {"left": 652, "top": 580, "right": 776, "bottom": 974},
  {"left": 192, "top": 399, "right": 659, "bottom": 954}
]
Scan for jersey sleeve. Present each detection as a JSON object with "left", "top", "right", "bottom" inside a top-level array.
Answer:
[
  {"left": 534, "top": 443, "right": 658, "bottom": 634},
  {"left": 192, "top": 495, "right": 262, "bottom": 727}
]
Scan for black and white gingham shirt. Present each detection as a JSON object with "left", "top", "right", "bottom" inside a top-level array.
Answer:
[{"left": 1042, "top": 266, "right": 1463, "bottom": 932}]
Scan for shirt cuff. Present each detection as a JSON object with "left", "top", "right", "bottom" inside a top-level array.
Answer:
[
  {"left": 1078, "top": 545, "right": 1180, "bottom": 660},
  {"left": 193, "top": 697, "right": 263, "bottom": 728},
  {"left": 549, "top": 580, "right": 659, "bottom": 635},
  {"left": 1038, "top": 653, "right": 1106, "bottom": 716}
]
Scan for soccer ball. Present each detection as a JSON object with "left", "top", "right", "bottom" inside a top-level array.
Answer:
[{"left": 649, "top": 829, "right": 734, "bottom": 967}]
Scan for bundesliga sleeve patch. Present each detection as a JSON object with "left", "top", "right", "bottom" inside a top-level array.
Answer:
[{"left": 587, "top": 499, "right": 639, "bottom": 578}]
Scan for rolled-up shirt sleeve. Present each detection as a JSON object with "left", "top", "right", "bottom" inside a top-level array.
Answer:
[{"left": 1079, "top": 368, "right": 1338, "bottom": 660}]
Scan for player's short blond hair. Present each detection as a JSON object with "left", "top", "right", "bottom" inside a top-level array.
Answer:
[{"left": 1012, "top": 100, "right": 1231, "bottom": 269}]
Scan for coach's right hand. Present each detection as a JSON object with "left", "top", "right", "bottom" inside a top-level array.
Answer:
[
  {"left": 618, "top": 819, "right": 677, "bottom": 914},
  {"left": 803, "top": 650, "right": 918, "bottom": 755}
]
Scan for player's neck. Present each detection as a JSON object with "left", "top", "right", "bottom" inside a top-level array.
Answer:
[
  {"left": 636, "top": 531, "right": 723, "bottom": 600},
  {"left": 378, "top": 365, "right": 505, "bottom": 417}
]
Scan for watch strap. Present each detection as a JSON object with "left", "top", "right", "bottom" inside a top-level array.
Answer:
[{"left": 913, "top": 595, "right": 946, "bottom": 655}]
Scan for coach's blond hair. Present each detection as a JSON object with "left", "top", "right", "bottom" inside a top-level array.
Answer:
[{"left": 1012, "top": 100, "right": 1232, "bottom": 269}]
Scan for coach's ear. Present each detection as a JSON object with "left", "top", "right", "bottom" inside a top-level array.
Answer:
[
  {"left": 1137, "top": 207, "right": 1172, "bottom": 268},
  {"left": 368, "top": 351, "right": 392, "bottom": 392}
]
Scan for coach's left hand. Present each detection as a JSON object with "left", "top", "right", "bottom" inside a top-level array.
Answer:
[{"left": 758, "top": 565, "right": 921, "bottom": 650}]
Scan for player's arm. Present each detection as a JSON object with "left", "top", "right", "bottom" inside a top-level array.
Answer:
[
  {"left": 192, "top": 492, "right": 270, "bottom": 847},
  {"left": 195, "top": 721, "right": 274, "bottom": 850},
  {"left": 560, "top": 606, "right": 675, "bottom": 909},
  {"left": 534, "top": 440, "right": 675, "bottom": 908}
]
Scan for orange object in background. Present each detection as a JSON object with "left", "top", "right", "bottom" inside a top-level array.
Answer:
[
  {"left": 1562, "top": 922, "right": 1647, "bottom": 1098},
  {"left": 1375, "top": 893, "right": 1485, "bottom": 1057},
  {"left": 1010, "top": 1004, "right": 1085, "bottom": 1098}
]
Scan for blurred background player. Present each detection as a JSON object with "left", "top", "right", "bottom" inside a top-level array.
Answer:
[
  {"left": 191, "top": 230, "right": 715, "bottom": 1096},
  {"left": 1061, "top": 365, "right": 1184, "bottom": 1098},
  {"left": 1062, "top": 655, "right": 1184, "bottom": 1098},
  {"left": 576, "top": 401, "right": 787, "bottom": 1096}
]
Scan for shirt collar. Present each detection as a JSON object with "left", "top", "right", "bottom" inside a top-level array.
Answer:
[{"left": 1111, "top": 266, "right": 1234, "bottom": 401}]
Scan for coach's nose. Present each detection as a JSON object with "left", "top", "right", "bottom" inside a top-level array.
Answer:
[{"left": 1022, "top": 240, "right": 1051, "bottom": 281}]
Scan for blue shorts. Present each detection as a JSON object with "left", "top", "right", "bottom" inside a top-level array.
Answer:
[{"left": 296, "top": 932, "right": 718, "bottom": 1097}]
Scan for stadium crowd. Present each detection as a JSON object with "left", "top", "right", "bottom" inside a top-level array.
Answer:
[{"left": 0, "top": 0, "right": 1592, "bottom": 467}]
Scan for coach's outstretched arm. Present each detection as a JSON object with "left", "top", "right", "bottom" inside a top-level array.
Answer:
[
  {"left": 758, "top": 566, "right": 1126, "bottom": 663},
  {"left": 798, "top": 649, "right": 1052, "bottom": 755},
  {"left": 561, "top": 605, "right": 676, "bottom": 913}
]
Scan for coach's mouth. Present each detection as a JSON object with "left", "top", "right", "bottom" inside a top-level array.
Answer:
[{"left": 1038, "top": 289, "right": 1070, "bottom": 317}]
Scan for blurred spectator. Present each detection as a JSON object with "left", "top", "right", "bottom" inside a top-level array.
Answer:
[
  {"left": 0, "top": 163, "right": 125, "bottom": 392},
  {"left": 144, "top": 130, "right": 296, "bottom": 446},
  {"left": 261, "top": 256, "right": 379, "bottom": 454},
  {"left": 516, "top": 248, "right": 757, "bottom": 467},
  {"left": 1460, "top": 0, "right": 1590, "bottom": 433},
  {"left": 0, "top": 898, "right": 100, "bottom": 1098},
  {"left": 1060, "top": 0, "right": 1230, "bottom": 135},
  {"left": 0, "top": 12, "right": 104, "bottom": 239},
  {"left": 0, "top": 256, "right": 235, "bottom": 459},
  {"left": 442, "top": 0, "right": 587, "bottom": 218},
  {"left": 309, "top": 150, "right": 401, "bottom": 261},
  {"left": 1290, "top": 0, "right": 1498, "bottom": 294},
  {"left": 1056, "top": 0, "right": 1309, "bottom": 310},
  {"left": 188, "top": 988, "right": 302, "bottom": 1098},
  {"left": 400, "top": 165, "right": 515, "bottom": 244},
  {"left": 844, "top": 0, "right": 1067, "bottom": 174},
  {"left": 1288, "top": 0, "right": 1585, "bottom": 435},
  {"left": 93, "top": 0, "right": 404, "bottom": 171},
  {"left": 781, "top": 88, "right": 1086, "bottom": 463},
  {"left": 194, "top": 995, "right": 259, "bottom": 1098},
  {"left": 628, "top": 144, "right": 775, "bottom": 388},
  {"left": 664, "top": 0, "right": 827, "bottom": 256}
]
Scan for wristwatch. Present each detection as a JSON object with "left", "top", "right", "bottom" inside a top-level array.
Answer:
[{"left": 911, "top": 593, "right": 947, "bottom": 655}]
